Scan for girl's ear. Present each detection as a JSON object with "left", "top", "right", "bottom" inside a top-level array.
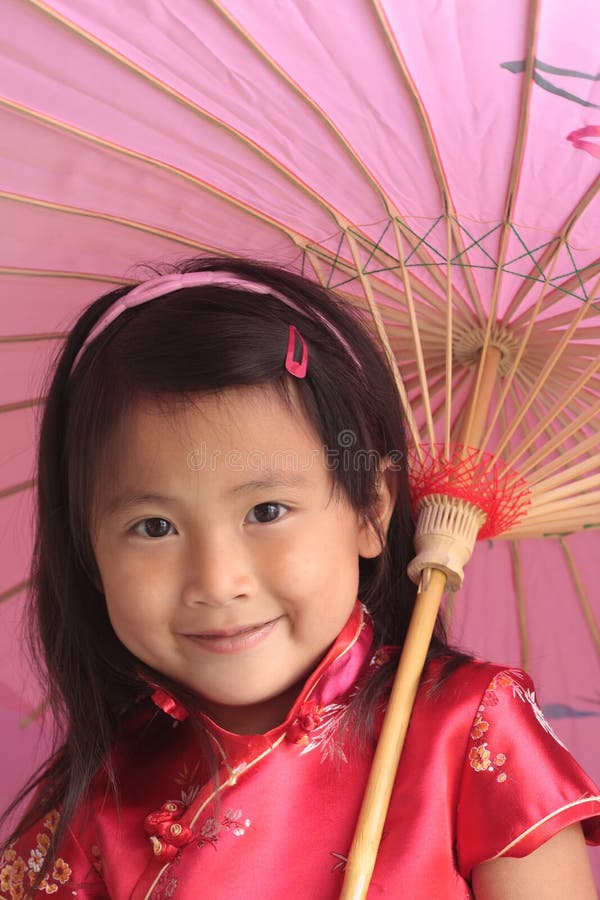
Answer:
[{"left": 357, "top": 464, "right": 397, "bottom": 559}]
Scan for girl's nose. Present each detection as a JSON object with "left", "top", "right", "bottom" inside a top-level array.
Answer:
[{"left": 180, "top": 531, "right": 254, "bottom": 607}]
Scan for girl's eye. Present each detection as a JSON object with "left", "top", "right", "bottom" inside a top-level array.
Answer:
[
  {"left": 133, "top": 518, "right": 175, "bottom": 538},
  {"left": 246, "top": 502, "right": 287, "bottom": 524}
]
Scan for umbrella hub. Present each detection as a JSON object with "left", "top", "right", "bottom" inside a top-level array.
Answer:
[
  {"left": 453, "top": 325, "right": 520, "bottom": 376},
  {"left": 407, "top": 445, "right": 532, "bottom": 590},
  {"left": 407, "top": 495, "right": 487, "bottom": 591}
]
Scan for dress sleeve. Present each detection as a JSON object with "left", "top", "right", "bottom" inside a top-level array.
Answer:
[
  {"left": 0, "top": 808, "right": 108, "bottom": 899},
  {"left": 455, "top": 667, "right": 600, "bottom": 879}
]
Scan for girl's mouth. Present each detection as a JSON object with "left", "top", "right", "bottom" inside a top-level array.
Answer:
[{"left": 183, "top": 618, "right": 280, "bottom": 654}]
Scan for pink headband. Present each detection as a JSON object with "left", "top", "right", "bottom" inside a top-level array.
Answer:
[{"left": 70, "top": 271, "right": 360, "bottom": 375}]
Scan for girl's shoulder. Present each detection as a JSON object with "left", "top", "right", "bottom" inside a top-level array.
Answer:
[{"left": 406, "top": 657, "right": 600, "bottom": 876}]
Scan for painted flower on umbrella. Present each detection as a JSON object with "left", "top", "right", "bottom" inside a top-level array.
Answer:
[{"left": 567, "top": 125, "right": 600, "bottom": 158}]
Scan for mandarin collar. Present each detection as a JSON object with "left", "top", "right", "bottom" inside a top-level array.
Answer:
[{"left": 150, "top": 601, "right": 374, "bottom": 761}]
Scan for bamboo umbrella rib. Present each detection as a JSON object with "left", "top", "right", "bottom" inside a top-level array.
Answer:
[
  {"left": 383, "top": 312, "right": 451, "bottom": 341},
  {"left": 527, "top": 488, "right": 600, "bottom": 525},
  {"left": 464, "top": 0, "right": 539, "bottom": 452},
  {"left": 518, "top": 517, "right": 600, "bottom": 541},
  {"left": 559, "top": 539, "right": 600, "bottom": 659},
  {"left": 19, "top": 703, "right": 48, "bottom": 730},
  {"left": 529, "top": 309, "right": 600, "bottom": 336},
  {"left": 307, "top": 254, "right": 454, "bottom": 363},
  {"left": 514, "top": 374, "right": 570, "bottom": 461},
  {"left": 498, "top": 390, "right": 512, "bottom": 458},
  {"left": 402, "top": 361, "right": 461, "bottom": 394},
  {"left": 387, "top": 319, "right": 451, "bottom": 343},
  {"left": 23, "top": 3, "right": 367, "bottom": 237},
  {"left": 508, "top": 373, "right": 600, "bottom": 481},
  {"left": 504, "top": 176, "right": 600, "bottom": 323},
  {"left": 209, "top": 0, "right": 399, "bottom": 221},
  {"left": 388, "top": 219, "right": 435, "bottom": 447},
  {"left": 306, "top": 247, "right": 425, "bottom": 451},
  {"left": 432, "top": 369, "right": 471, "bottom": 428},
  {"left": 515, "top": 377, "right": 578, "bottom": 455},
  {"left": 214, "top": 0, "right": 488, "bottom": 312},
  {"left": 514, "top": 362, "right": 596, "bottom": 438},
  {"left": 444, "top": 215, "right": 453, "bottom": 456},
  {"left": 3, "top": 185, "right": 440, "bottom": 326},
  {"left": 525, "top": 345, "right": 600, "bottom": 366},
  {"left": 506, "top": 367, "right": 600, "bottom": 477},
  {"left": 343, "top": 229, "right": 473, "bottom": 321},
  {"left": 505, "top": 378, "right": 548, "bottom": 460},
  {"left": 535, "top": 373, "right": 600, "bottom": 422},
  {"left": 0, "top": 266, "right": 132, "bottom": 286},
  {"left": 509, "top": 542, "right": 530, "bottom": 671},
  {"left": 490, "top": 0, "right": 539, "bottom": 318},
  {"left": 538, "top": 371, "right": 600, "bottom": 401},
  {"left": 519, "top": 502, "right": 600, "bottom": 526},
  {"left": 529, "top": 475, "right": 600, "bottom": 508},
  {"left": 1, "top": 189, "right": 215, "bottom": 252},
  {"left": 345, "top": 231, "right": 425, "bottom": 459},
  {"left": 524, "top": 427, "right": 600, "bottom": 489},
  {"left": 0, "top": 399, "right": 44, "bottom": 414},
  {"left": 506, "top": 519, "right": 600, "bottom": 538},
  {"left": 0, "top": 481, "right": 35, "bottom": 500},
  {"left": 370, "top": 0, "right": 484, "bottom": 321},
  {"left": 530, "top": 261, "right": 600, "bottom": 323},
  {"left": 0, "top": 333, "right": 66, "bottom": 343},
  {"left": 0, "top": 97, "right": 319, "bottom": 247},
  {"left": 301, "top": 242, "right": 463, "bottom": 319},
  {"left": 490, "top": 273, "right": 600, "bottom": 466},
  {"left": 3, "top": 96, "right": 441, "bottom": 291},
  {"left": 0, "top": 580, "right": 30, "bottom": 604},
  {"left": 386, "top": 219, "right": 475, "bottom": 321}
]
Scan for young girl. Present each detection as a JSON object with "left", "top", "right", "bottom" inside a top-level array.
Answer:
[{"left": 1, "top": 257, "right": 599, "bottom": 899}]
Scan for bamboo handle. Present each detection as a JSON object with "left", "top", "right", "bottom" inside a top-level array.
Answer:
[{"left": 340, "top": 567, "right": 448, "bottom": 899}]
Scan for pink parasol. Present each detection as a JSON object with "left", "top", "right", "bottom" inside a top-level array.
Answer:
[{"left": 1, "top": 0, "right": 599, "bottom": 891}]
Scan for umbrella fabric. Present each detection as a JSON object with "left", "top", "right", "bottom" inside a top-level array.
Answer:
[
  {"left": 447, "top": 531, "right": 600, "bottom": 785},
  {"left": 1, "top": 0, "right": 599, "bottom": 883}
]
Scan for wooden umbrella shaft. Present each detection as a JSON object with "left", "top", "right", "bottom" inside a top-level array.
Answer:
[{"left": 340, "top": 568, "right": 448, "bottom": 899}]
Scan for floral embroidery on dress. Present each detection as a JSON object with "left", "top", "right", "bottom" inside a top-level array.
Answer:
[
  {"left": 287, "top": 699, "right": 350, "bottom": 762},
  {"left": 516, "top": 685, "right": 568, "bottom": 751},
  {"left": 150, "top": 852, "right": 181, "bottom": 900},
  {"left": 330, "top": 850, "right": 348, "bottom": 873},
  {"left": 197, "top": 808, "right": 251, "bottom": 849},
  {"left": 174, "top": 762, "right": 202, "bottom": 807},
  {"left": 468, "top": 672, "right": 516, "bottom": 783},
  {"left": 0, "top": 812, "right": 73, "bottom": 898},
  {"left": 468, "top": 669, "right": 568, "bottom": 784}
]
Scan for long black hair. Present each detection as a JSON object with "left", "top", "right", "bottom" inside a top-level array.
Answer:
[{"left": 2, "top": 255, "right": 469, "bottom": 875}]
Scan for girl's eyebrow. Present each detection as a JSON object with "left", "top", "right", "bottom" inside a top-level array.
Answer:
[
  {"left": 105, "top": 493, "right": 178, "bottom": 514},
  {"left": 229, "top": 472, "right": 312, "bottom": 495}
]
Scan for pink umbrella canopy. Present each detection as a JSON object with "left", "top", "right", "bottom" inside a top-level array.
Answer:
[{"left": 1, "top": 0, "right": 599, "bottom": 880}]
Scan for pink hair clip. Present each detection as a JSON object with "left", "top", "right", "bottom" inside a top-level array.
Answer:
[{"left": 285, "top": 325, "right": 308, "bottom": 378}]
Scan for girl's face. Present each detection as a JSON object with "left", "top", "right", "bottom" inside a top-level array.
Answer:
[{"left": 92, "top": 386, "right": 392, "bottom": 734}]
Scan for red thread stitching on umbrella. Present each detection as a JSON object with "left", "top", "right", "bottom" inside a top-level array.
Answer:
[{"left": 408, "top": 444, "right": 531, "bottom": 539}]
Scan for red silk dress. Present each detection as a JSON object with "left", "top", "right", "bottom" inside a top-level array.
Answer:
[{"left": 2, "top": 602, "right": 599, "bottom": 899}]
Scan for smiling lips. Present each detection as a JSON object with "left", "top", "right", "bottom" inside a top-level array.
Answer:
[{"left": 183, "top": 618, "right": 280, "bottom": 654}]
